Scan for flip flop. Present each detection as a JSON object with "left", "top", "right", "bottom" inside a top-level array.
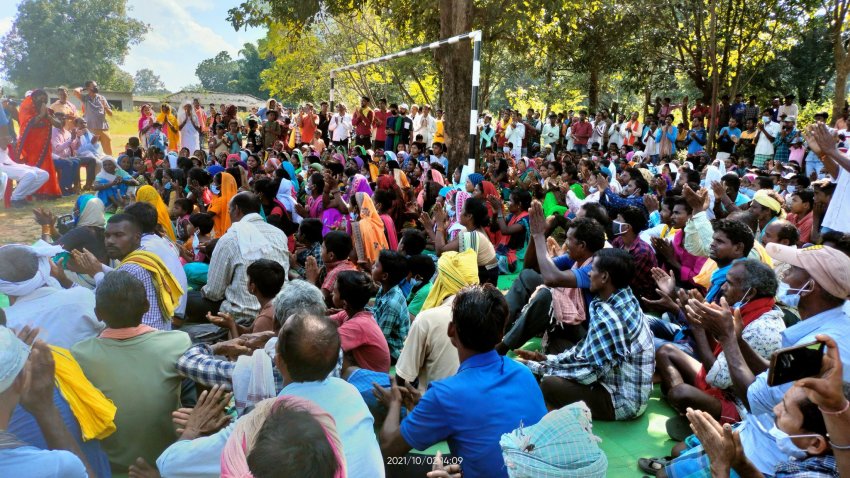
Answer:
[
  {"left": 638, "top": 456, "right": 672, "bottom": 476},
  {"left": 666, "top": 415, "right": 693, "bottom": 442}
]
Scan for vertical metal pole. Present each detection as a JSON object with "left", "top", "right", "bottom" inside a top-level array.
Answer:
[
  {"left": 468, "top": 31, "right": 481, "bottom": 169},
  {"left": 329, "top": 71, "right": 336, "bottom": 113}
]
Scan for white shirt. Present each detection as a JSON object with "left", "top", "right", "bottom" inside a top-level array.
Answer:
[
  {"left": 778, "top": 104, "right": 798, "bottom": 120},
  {"left": 755, "top": 121, "right": 780, "bottom": 156},
  {"left": 823, "top": 165, "right": 850, "bottom": 233},
  {"left": 607, "top": 122, "right": 624, "bottom": 148},
  {"left": 395, "top": 296, "right": 459, "bottom": 391},
  {"left": 3, "top": 286, "right": 103, "bottom": 349},
  {"left": 541, "top": 123, "right": 560, "bottom": 148},
  {"left": 328, "top": 113, "right": 352, "bottom": 142},
  {"left": 505, "top": 122, "right": 525, "bottom": 146},
  {"left": 141, "top": 234, "right": 188, "bottom": 317}
]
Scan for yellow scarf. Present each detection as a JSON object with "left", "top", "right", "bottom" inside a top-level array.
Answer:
[
  {"left": 121, "top": 250, "right": 184, "bottom": 318},
  {"left": 421, "top": 249, "right": 479, "bottom": 311},
  {"left": 51, "top": 346, "right": 116, "bottom": 441},
  {"left": 136, "top": 185, "right": 177, "bottom": 242}
]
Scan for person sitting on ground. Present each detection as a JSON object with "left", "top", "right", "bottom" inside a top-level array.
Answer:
[
  {"left": 186, "top": 192, "right": 289, "bottom": 324},
  {"left": 612, "top": 205, "right": 658, "bottom": 299},
  {"left": 0, "top": 244, "right": 102, "bottom": 348},
  {"left": 655, "top": 260, "right": 785, "bottom": 428},
  {"left": 395, "top": 249, "right": 479, "bottom": 390},
  {"left": 375, "top": 284, "right": 547, "bottom": 478},
  {"left": 516, "top": 246, "right": 655, "bottom": 421},
  {"left": 651, "top": 194, "right": 708, "bottom": 290},
  {"left": 305, "top": 230, "right": 358, "bottom": 306},
  {"left": 207, "top": 259, "right": 287, "bottom": 337},
  {"left": 404, "top": 254, "right": 438, "bottom": 319},
  {"left": 160, "top": 313, "right": 384, "bottom": 478},
  {"left": 487, "top": 189, "right": 532, "bottom": 274},
  {"left": 759, "top": 218, "right": 799, "bottom": 250},
  {"left": 290, "top": 218, "right": 323, "bottom": 279},
  {"left": 221, "top": 395, "right": 346, "bottom": 478},
  {"left": 371, "top": 250, "right": 410, "bottom": 363},
  {"left": 124, "top": 201, "right": 189, "bottom": 320},
  {"left": 499, "top": 217, "right": 606, "bottom": 355},
  {"left": 649, "top": 244, "right": 850, "bottom": 477},
  {"left": 71, "top": 214, "right": 184, "bottom": 331},
  {"left": 181, "top": 212, "right": 214, "bottom": 264},
  {"left": 329, "top": 270, "right": 391, "bottom": 373},
  {"left": 71, "top": 270, "right": 191, "bottom": 469},
  {"left": 0, "top": 327, "right": 95, "bottom": 478}
]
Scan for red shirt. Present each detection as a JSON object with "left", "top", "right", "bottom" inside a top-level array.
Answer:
[
  {"left": 353, "top": 108, "right": 374, "bottom": 137},
  {"left": 571, "top": 121, "right": 593, "bottom": 145},
  {"left": 373, "top": 109, "right": 388, "bottom": 142},
  {"left": 331, "top": 310, "right": 391, "bottom": 372}
]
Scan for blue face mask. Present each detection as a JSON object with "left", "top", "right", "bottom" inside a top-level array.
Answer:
[
  {"left": 768, "top": 425, "right": 815, "bottom": 460},
  {"left": 786, "top": 185, "right": 796, "bottom": 194},
  {"left": 410, "top": 278, "right": 422, "bottom": 289},
  {"left": 164, "top": 181, "right": 172, "bottom": 190},
  {"left": 732, "top": 288, "right": 752, "bottom": 310},
  {"left": 779, "top": 280, "right": 813, "bottom": 308}
]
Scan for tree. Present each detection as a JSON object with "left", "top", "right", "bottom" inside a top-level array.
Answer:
[
  {"left": 104, "top": 67, "right": 135, "bottom": 93},
  {"left": 133, "top": 68, "right": 169, "bottom": 95},
  {"left": 437, "top": 0, "right": 473, "bottom": 171},
  {"left": 0, "top": 0, "right": 147, "bottom": 90},
  {"left": 195, "top": 51, "right": 238, "bottom": 92},
  {"left": 825, "top": 0, "right": 850, "bottom": 124},
  {"left": 234, "top": 42, "right": 271, "bottom": 98}
]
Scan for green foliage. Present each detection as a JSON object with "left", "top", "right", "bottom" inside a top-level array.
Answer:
[
  {"left": 133, "top": 68, "right": 169, "bottom": 95},
  {"left": 195, "top": 44, "right": 271, "bottom": 98},
  {"left": 0, "top": 0, "right": 147, "bottom": 91},
  {"left": 796, "top": 98, "right": 834, "bottom": 129}
]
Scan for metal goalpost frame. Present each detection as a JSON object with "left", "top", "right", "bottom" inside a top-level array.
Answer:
[{"left": 330, "top": 30, "right": 482, "bottom": 168}]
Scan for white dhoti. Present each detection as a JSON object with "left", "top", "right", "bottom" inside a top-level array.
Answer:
[{"left": 0, "top": 150, "right": 49, "bottom": 201}]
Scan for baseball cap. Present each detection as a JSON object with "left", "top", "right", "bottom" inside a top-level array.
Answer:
[
  {"left": 766, "top": 244, "right": 850, "bottom": 299},
  {"left": 399, "top": 103, "right": 409, "bottom": 111},
  {"left": 0, "top": 326, "right": 30, "bottom": 394},
  {"left": 784, "top": 116, "right": 796, "bottom": 123}
]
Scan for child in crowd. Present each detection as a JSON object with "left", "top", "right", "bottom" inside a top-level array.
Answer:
[
  {"left": 146, "top": 122, "right": 167, "bottom": 152},
  {"left": 330, "top": 270, "right": 391, "bottom": 372},
  {"left": 208, "top": 258, "right": 287, "bottom": 336},
  {"left": 370, "top": 250, "right": 410, "bottom": 363},
  {"left": 306, "top": 230, "right": 358, "bottom": 306},
  {"left": 292, "top": 218, "right": 323, "bottom": 278},
  {"left": 405, "top": 254, "right": 437, "bottom": 319},
  {"left": 171, "top": 198, "right": 194, "bottom": 243},
  {"left": 180, "top": 212, "right": 214, "bottom": 264}
]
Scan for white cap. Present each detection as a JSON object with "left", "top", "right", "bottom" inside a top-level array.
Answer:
[
  {"left": 0, "top": 327, "right": 30, "bottom": 394},
  {"left": 399, "top": 103, "right": 409, "bottom": 111}
]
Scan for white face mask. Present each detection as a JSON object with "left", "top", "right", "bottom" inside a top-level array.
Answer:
[
  {"left": 612, "top": 220, "right": 629, "bottom": 236},
  {"left": 779, "top": 279, "right": 813, "bottom": 308},
  {"left": 762, "top": 116, "right": 771, "bottom": 124},
  {"left": 769, "top": 425, "right": 816, "bottom": 460}
]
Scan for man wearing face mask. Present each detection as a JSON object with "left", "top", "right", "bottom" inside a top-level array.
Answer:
[
  {"left": 73, "top": 81, "right": 112, "bottom": 156},
  {"left": 656, "top": 244, "right": 850, "bottom": 478},
  {"left": 611, "top": 206, "right": 658, "bottom": 300},
  {"left": 753, "top": 108, "right": 780, "bottom": 169}
]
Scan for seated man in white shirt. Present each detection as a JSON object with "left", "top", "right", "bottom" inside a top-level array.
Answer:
[
  {"left": 0, "top": 139, "right": 49, "bottom": 208},
  {"left": 0, "top": 244, "right": 102, "bottom": 348}
]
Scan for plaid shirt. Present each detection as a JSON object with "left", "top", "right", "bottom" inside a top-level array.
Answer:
[
  {"left": 371, "top": 285, "right": 410, "bottom": 361},
  {"left": 744, "top": 104, "right": 761, "bottom": 122},
  {"left": 611, "top": 236, "right": 658, "bottom": 300},
  {"left": 775, "top": 455, "right": 837, "bottom": 477},
  {"left": 119, "top": 263, "right": 169, "bottom": 330},
  {"left": 773, "top": 129, "right": 797, "bottom": 164},
  {"left": 176, "top": 343, "right": 343, "bottom": 392},
  {"left": 527, "top": 287, "right": 655, "bottom": 420}
]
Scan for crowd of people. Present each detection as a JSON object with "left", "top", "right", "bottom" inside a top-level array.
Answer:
[{"left": 1, "top": 81, "right": 850, "bottom": 478}]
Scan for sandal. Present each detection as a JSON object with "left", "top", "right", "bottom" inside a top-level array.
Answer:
[{"left": 638, "top": 456, "right": 672, "bottom": 476}]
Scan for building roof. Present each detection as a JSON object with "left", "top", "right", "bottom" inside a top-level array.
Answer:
[{"left": 163, "top": 90, "right": 265, "bottom": 108}]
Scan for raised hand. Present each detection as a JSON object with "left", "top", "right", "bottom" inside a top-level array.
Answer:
[
  {"left": 643, "top": 194, "right": 659, "bottom": 214},
  {"left": 528, "top": 200, "right": 546, "bottom": 237},
  {"left": 174, "top": 384, "right": 232, "bottom": 440},
  {"left": 32, "top": 207, "right": 56, "bottom": 226},
  {"left": 682, "top": 184, "right": 710, "bottom": 213},
  {"left": 20, "top": 340, "right": 56, "bottom": 413},
  {"left": 797, "top": 334, "right": 847, "bottom": 413},
  {"left": 305, "top": 256, "right": 320, "bottom": 285},
  {"left": 206, "top": 311, "right": 235, "bottom": 330}
]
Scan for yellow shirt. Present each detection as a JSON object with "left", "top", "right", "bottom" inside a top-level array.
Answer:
[{"left": 434, "top": 119, "right": 445, "bottom": 143}]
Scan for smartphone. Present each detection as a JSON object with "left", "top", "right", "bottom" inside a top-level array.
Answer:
[{"left": 767, "top": 340, "right": 825, "bottom": 387}]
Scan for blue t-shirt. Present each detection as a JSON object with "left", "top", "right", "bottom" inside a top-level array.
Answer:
[{"left": 400, "top": 350, "right": 547, "bottom": 478}]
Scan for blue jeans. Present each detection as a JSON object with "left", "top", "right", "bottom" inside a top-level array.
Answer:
[
  {"left": 806, "top": 156, "right": 823, "bottom": 179},
  {"left": 573, "top": 144, "right": 589, "bottom": 154},
  {"left": 647, "top": 315, "right": 696, "bottom": 357},
  {"left": 52, "top": 157, "right": 79, "bottom": 192}
]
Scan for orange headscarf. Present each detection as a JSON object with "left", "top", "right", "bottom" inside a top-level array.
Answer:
[
  {"left": 136, "top": 185, "right": 177, "bottom": 241},
  {"left": 209, "top": 172, "right": 237, "bottom": 237},
  {"left": 351, "top": 192, "right": 388, "bottom": 264}
]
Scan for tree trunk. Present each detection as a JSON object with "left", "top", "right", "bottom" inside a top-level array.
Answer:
[
  {"left": 588, "top": 64, "right": 600, "bottom": 114},
  {"left": 437, "top": 0, "right": 473, "bottom": 172},
  {"left": 835, "top": 63, "right": 850, "bottom": 126},
  {"left": 829, "top": 0, "right": 849, "bottom": 125},
  {"left": 643, "top": 88, "right": 651, "bottom": 119},
  {"left": 707, "top": 0, "right": 720, "bottom": 155}
]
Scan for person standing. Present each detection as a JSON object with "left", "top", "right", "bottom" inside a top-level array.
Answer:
[
  {"left": 298, "top": 103, "right": 318, "bottom": 147},
  {"left": 17, "top": 89, "right": 62, "bottom": 197},
  {"left": 541, "top": 113, "right": 560, "bottom": 152},
  {"left": 373, "top": 98, "right": 389, "bottom": 151},
  {"left": 352, "top": 96, "right": 374, "bottom": 149},
  {"left": 317, "top": 101, "right": 331, "bottom": 145},
  {"left": 433, "top": 109, "right": 445, "bottom": 145},
  {"left": 50, "top": 87, "right": 77, "bottom": 131},
  {"left": 156, "top": 104, "right": 180, "bottom": 153},
  {"left": 329, "top": 104, "right": 352, "bottom": 151},
  {"left": 570, "top": 111, "right": 593, "bottom": 153},
  {"left": 753, "top": 108, "right": 780, "bottom": 169},
  {"left": 73, "top": 81, "right": 112, "bottom": 155},
  {"left": 193, "top": 98, "right": 208, "bottom": 147},
  {"left": 178, "top": 102, "right": 201, "bottom": 153},
  {"left": 505, "top": 111, "right": 525, "bottom": 159}
]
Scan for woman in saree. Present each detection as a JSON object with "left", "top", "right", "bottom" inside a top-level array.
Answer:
[
  {"left": 136, "top": 185, "right": 178, "bottom": 242},
  {"left": 517, "top": 157, "right": 542, "bottom": 190},
  {"left": 206, "top": 171, "right": 237, "bottom": 237},
  {"left": 343, "top": 170, "right": 373, "bottom": 203},
  {"left": 372, "top": 189, "right": 399, "bottom": 250},
  {"left": 138, "top": 104, "right": 155, "bottom": 147},
  {"left": 93, "top": 156, "right": 136, "bottom": 210},
  {"left": 156, "top": 104, "right": 180, "bottom": 152},
  {"left": 17, "top": 89, "right": 62, "bottom": 196},
  {"left": 375, "top": 174, "right": 406, "bottom": 235},
  {"left": 349, "top": 192, "right": 389, "bottom": 265},
  {"left": 417, "top": 169, "right": 445, "bottom": 208},
  {"left": 475, "top": 180, "right": 503, "bottom": 245}
]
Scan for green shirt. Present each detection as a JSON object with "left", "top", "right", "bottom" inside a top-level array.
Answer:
[
  {"left": 71, "top": 331, "right": 191, "bottom": 467},
  {"left": 407, "top": 282, "right": 433, "bottom": 318}
]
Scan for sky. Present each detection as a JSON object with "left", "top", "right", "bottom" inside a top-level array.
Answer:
[{"left": 0, "top": 0, "right": 266, "bottom": 91}]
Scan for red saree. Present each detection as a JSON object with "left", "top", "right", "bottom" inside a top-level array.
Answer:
[{"left": 17, "top": 96, "right": 60, "bottom": 196}]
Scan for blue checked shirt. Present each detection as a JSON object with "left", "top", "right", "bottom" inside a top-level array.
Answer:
[
  {"left": 526, "top": 287, "right": 655, "bottom": 420},
  {"left": 774, "top": 455, "right": 837, "bottom": 477},
  {"left": 371, "top": 285, "right": 410, "bottom": 361}
]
